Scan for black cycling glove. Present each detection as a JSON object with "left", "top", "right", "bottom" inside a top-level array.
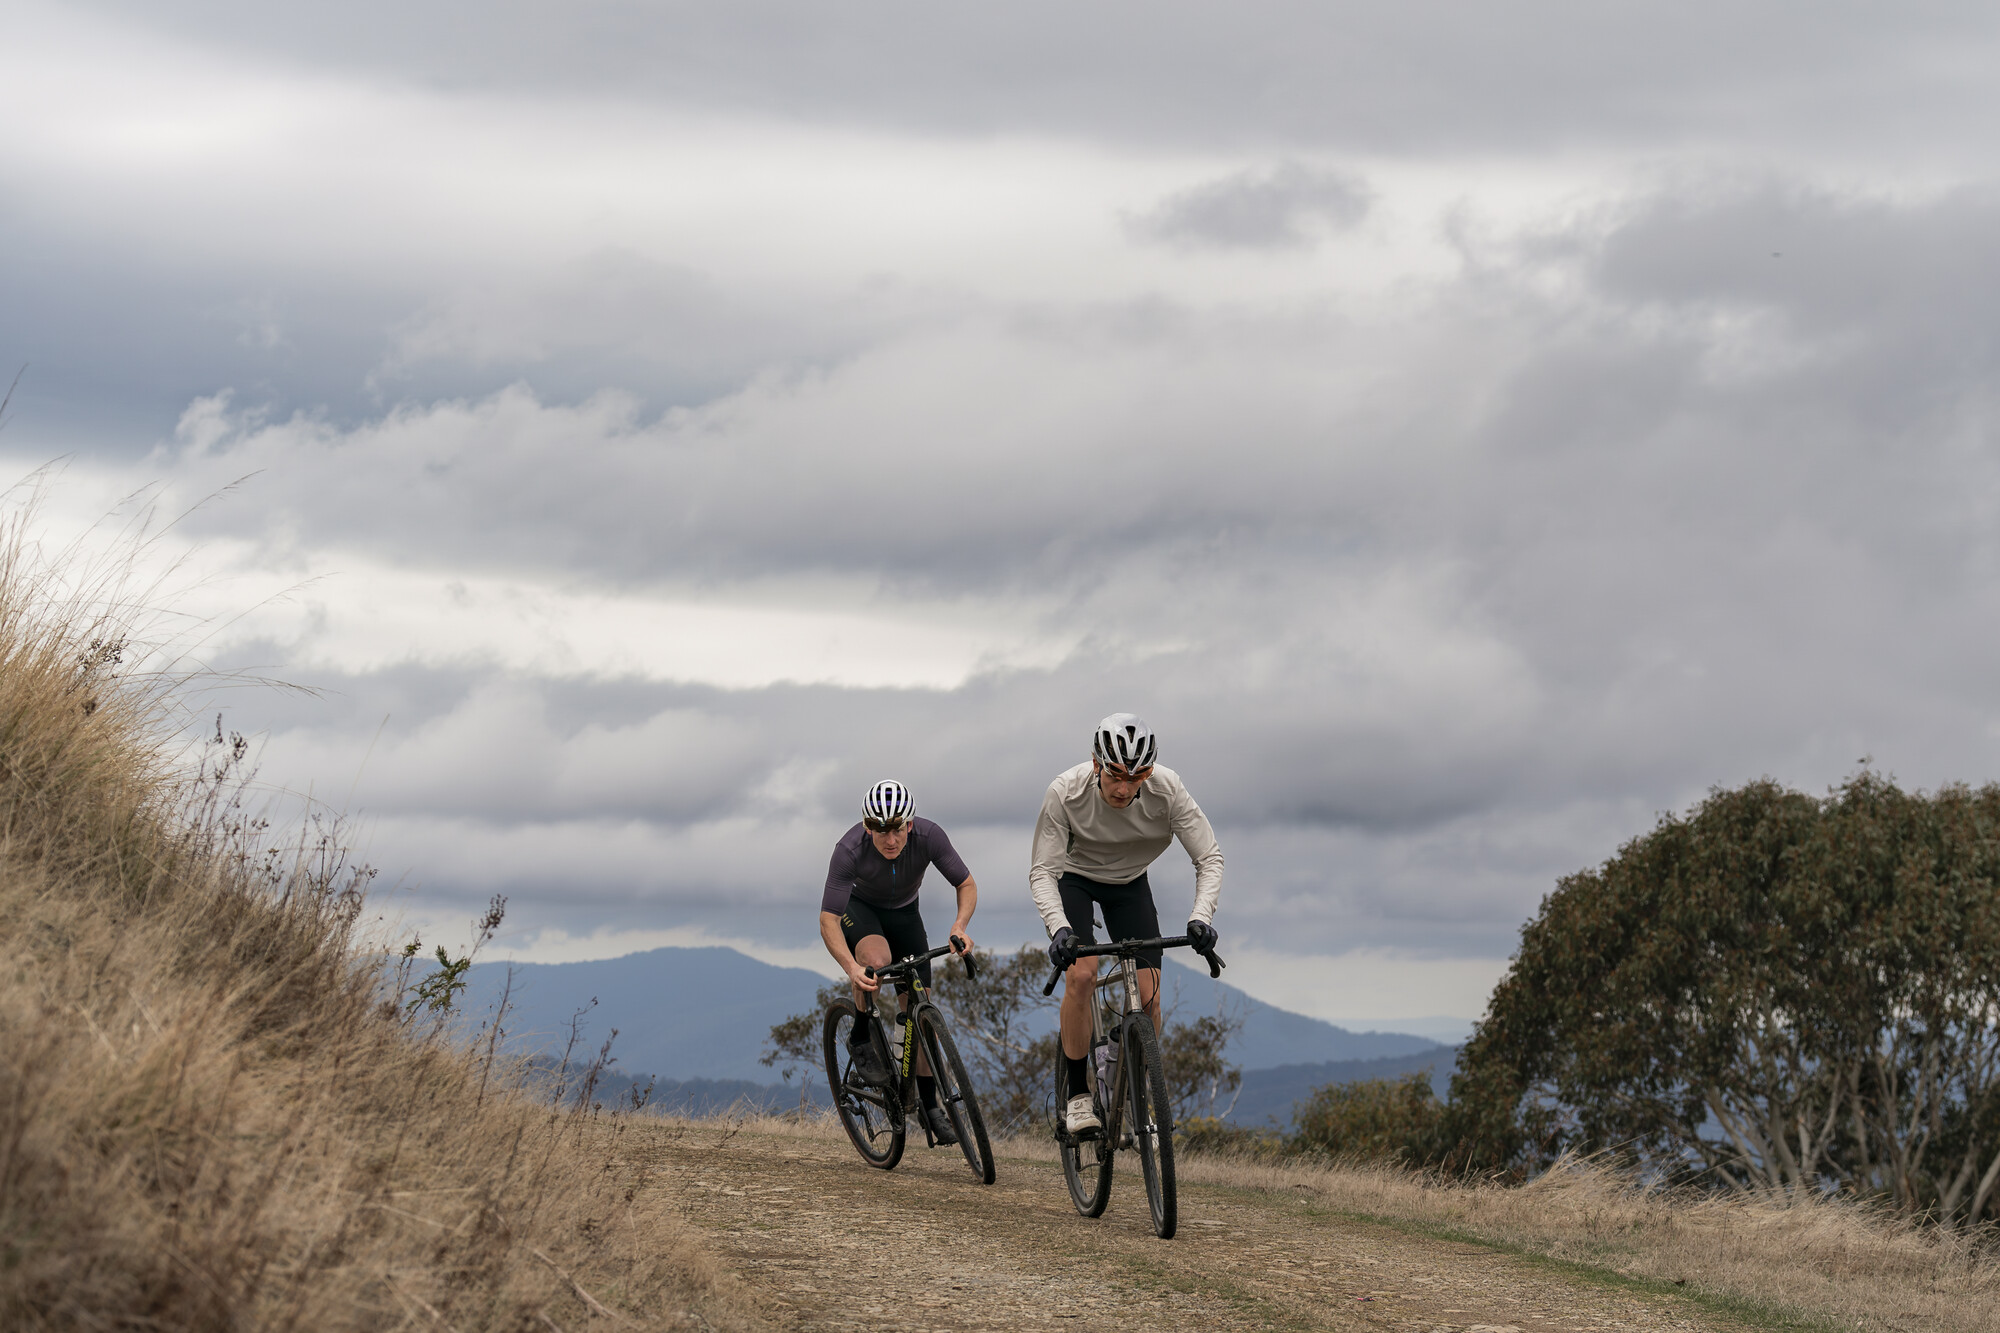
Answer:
[
  {"left": 1049, "top": 926, "right": 1078, "bottom": 971},
  {"left": 1186, "top": 919, "right": 1219, "bottom": 954}
]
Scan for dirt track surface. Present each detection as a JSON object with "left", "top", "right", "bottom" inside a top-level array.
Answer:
[{"left": 634, "top": 1122, "right": 1756, "bottom": 1333}]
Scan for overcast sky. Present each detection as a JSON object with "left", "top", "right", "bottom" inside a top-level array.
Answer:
[{"left": 8, "top": 0, "right": 2000, "bottom": 1031}]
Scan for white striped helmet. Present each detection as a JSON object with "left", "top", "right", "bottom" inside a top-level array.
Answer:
[
  {"left": 1091, "top": 713, "right": 1158, "bottom": 775},
  {"left": 861, "top": 779, "right": 916, "bottom": 830}
]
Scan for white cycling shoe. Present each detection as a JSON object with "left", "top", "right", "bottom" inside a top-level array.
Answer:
[{"left": 1065, "top": 1094, "right": 1102, "bottom": 1135}]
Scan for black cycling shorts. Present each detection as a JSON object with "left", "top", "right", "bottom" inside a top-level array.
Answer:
[
  {"left": 1057, "top": 870, "right": 1162, "bottom": 970},
  {"left": 839, "top": 898, "right": 932, "bottom": 989}
]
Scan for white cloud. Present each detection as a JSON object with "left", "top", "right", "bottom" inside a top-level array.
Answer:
[{"left": 1224, "top": 945, "right": 1510, "bottom": 1029}]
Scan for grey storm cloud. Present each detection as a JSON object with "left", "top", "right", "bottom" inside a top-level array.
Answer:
[
  {"left": 62, "top": 0, "right": 2000, "bottom": 155},
  {"left": 160, "top": 182, "right": 2000, "bottom": 601},
  {"left": 243, "top": 661, "right": 1594, "bottom": 959},
  {"left": 144, "top": 175, "right": 2000, "bottom": 969},
  {"left": 0, "top": 220, "right": 897, "bottom": 457},
  {"left": 1128, "top": 162, "right": 1372, "bottom": 249},
  {"left": 18, "top": 0, "right": 2000, "bottom": 1003}
]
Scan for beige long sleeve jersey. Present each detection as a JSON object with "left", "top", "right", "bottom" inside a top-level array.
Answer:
[{"left": 1028, "top": 762, "right": 1223, "bottom": 938}]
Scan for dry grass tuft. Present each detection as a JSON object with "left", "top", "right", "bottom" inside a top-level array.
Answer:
[
  {"left": 1174, "top": 1148, "right": 2000, "bottom": 1333},
  {"left": 0, "top": 518, "right": 764, "bottom": 1330}
]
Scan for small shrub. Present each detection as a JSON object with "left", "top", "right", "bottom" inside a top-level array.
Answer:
[
  {"left": 1289, "top": 1071, "right": 1445, "bottom": 1165},
  {"left": 1179, "top": 1115, "right": 1287, "bottom": 1160}
]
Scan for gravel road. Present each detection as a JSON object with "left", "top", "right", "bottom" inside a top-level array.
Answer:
[{"left": 633, "top": 1120, "right": 1761, "bottom": 1333}]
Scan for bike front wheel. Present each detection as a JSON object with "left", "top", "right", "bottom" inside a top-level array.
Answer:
[
  {"left": 1123, "top": 1016, "right": 1177, "bottom": 1238},
  {"left": 822, "top": 1000, "right": 905, "bottom": 1170},
  {"left": 1056, "top": 1049, "right": 1112, "bottom": 1217},
  {"left": 915, "top": 1004, "right": 995, "bottom": 1184}
]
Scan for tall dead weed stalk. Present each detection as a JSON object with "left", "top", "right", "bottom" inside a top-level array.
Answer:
[{"left": 0, "top": 514, "right": 762, "bottom": 1330}]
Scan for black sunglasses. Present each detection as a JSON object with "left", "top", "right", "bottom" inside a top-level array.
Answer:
[{"left": 863, "top": 816, "right": 909, "bottom": 833}]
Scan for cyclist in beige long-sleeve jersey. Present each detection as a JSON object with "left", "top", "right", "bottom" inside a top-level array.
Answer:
[{"left": 1030, "top": 713, "right": 1223, "bottom": 1136}]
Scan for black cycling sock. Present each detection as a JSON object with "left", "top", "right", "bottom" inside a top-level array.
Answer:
[
  {"left": 1065, "top": 1054, "right": 1089, "bottom": 1098},
  {"left": 849, "top": 1012, "right": 873, "bottom": 1046},
  {"left": 917, "top": 1074, "right": 938, "bottom": 1110}
]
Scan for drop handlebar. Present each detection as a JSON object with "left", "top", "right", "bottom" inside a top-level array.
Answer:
[
  {"left": 1040, "top": 935, "right": 1225, "bottom": 996},
  {"left": 864, "top": 935, "right": 977, "bottom": 985}
]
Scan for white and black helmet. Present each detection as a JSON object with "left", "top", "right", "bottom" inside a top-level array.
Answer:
[
  {"left": 862, "top": 779, "right": 916, "bottom": 829},
  {"left": 1092, "top": 713, "right": 1158, "bottom": 775}
]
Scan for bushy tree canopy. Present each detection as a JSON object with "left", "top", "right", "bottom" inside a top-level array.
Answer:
[{"left": 1449, "top": 772, "right": 2000, "bottom": 1224}]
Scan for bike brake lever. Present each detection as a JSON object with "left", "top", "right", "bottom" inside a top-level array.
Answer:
[
  {"left": 951, "top": 936, "right": 978, "bottom": 982},
  {"left": 1042, "top": 967, "right": 1062, "bottom": 997},
  {"left": 1205, "top": 950, "right": 1225, "bottom": 978}
]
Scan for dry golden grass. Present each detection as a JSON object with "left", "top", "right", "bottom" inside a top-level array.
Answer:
[
  {"left": 0, "top": 522, "right": 764, "bottom": 1331},
  {"left": 1168, "top": 1149, "right": 2000, "bottom": 1333},
  {"left": 740, "top": 1105, "right": 1999, "bottom": 1332}
]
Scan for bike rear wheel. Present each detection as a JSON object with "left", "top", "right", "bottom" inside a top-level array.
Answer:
[
  {"left": 1123, "top": 1016, "right": 1177, "bottom": 1238},
  {"left": 1056, "top": 1049, "right": 1113, "bottom": 1216},
  {"left": 822, "top": 1000, "right": 905, "bottom": 1170},
  {"left": 915, "top": 1004, "right": 995, "bottom": 1184}
]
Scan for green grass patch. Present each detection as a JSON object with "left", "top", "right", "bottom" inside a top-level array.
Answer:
[{"left": 1278, "top": 1193, "right": 1837, "bottom": 1333}]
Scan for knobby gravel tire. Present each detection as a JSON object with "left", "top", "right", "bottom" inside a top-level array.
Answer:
[
  {"left": 822, "top": 1000, "right": 904, "bottom": 1171},
  {"left": 915, "top": 1005, "right": 996, "bottom": 1184}
]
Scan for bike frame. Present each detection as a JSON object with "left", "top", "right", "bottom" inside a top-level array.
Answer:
[
  {"left": 862, "top": 941, "right": 975, "bottom": 1146},
  {"left": 1082, "top": 953, "right": 1144, "bottom": 1146},
  {"left": 1045, "top": 934, "right": 1224, "bottom": 1237},
  {"left": 1045, "top": 935, "right": 1225, "bottom": 1146}
]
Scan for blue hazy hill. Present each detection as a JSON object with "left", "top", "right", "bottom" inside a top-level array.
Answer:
[
  {"left": 452, "top": 944, "right": 1445, "bottom": 1087},
  {"left": 1155, "top": 957, "right": 1444, "bottom": 1069},
  {"left": 454, "top": 946, "right": 832, "bottom": 1083}
]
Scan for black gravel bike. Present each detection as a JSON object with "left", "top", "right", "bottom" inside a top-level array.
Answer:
[
  {"left": 1043, "top": 934, "right": 1225, "bottom": 1239},
  {"left": 822, "top": 939, "right": 995, "bottom": 1184}
]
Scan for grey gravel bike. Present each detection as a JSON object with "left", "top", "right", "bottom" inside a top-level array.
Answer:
[
  {"left": 822, "top": 939, "right": 996, "bottom": 1184},
  {"left": 1042, "top": 934, "right": 1225, "bottom": 1239}
]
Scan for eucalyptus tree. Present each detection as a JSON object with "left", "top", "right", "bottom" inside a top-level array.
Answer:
[{"left": 1448, "top": 773, "right": 2000, "bottom": 1225}]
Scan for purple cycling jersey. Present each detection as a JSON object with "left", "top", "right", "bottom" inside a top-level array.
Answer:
[{"left": 820, "top": 816, "right": 971, "bottom": 915}]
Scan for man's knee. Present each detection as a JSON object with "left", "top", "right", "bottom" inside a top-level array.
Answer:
[{"left": 853, "top": 934, "right": 891, "bottom": 967}]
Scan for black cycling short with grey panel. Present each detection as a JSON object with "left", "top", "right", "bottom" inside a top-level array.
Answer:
[
  {"left": 839, "top": 898, "right": 933, "bottom": 989},
  {"left": 1056, "top": 870, "right": 1162, "bottom": 970}
]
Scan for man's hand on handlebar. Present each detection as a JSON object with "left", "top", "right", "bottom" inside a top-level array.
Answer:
[
  {"left": 846, "top": 961, "right": 881, "bottom": 993},
  {"left": 1048, "top": 926, "right": 1078, "bottom": 972},
  {"left": 949, "top": 932, "right": 975, "bottom": 955},
  {"left": 1186, "top": 919, "right": 1218, "bottom": 955}
]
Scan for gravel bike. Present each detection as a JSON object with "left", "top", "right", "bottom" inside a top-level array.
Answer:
[
  {"left": 822, "top": 939, "right": 995, "bottom": 1184},
  {"left": 1042, "top": 934, "right": 1225, "bottom": 1239}
]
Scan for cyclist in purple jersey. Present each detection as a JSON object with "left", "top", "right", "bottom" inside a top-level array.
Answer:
[{"left": 819, "top": 779, "right": 978, "bottom": 1144}]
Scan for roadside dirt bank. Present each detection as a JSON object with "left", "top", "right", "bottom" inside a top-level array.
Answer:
[{"left": 629, "top": 1119, "right": 1772, "bottom": 1333}]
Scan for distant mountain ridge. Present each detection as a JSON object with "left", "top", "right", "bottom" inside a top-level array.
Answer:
[
  {"left": 456, "top": 946, "right": 830, "bottom": 1083},
  {"left": 453, "top": 945, "right": 1447, "bottom": 1095},
  {"left": 1155, "top": 957, "right": 1442, "bottom": 1068}
]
